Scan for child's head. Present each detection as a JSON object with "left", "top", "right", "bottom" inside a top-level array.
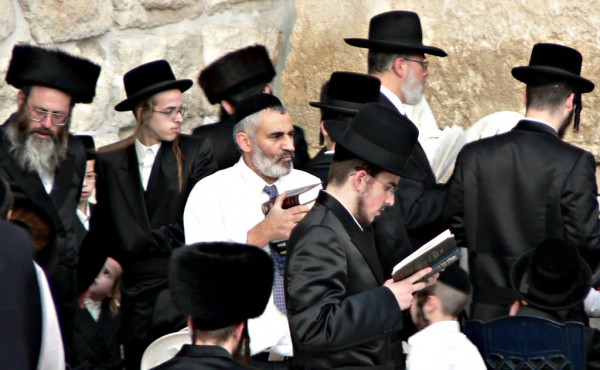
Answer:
[
  {"left": 410, "top": 265, "right": 471, "bottom": 330},
  {"left": 88, "top": 257, "right": 122, "bottom": 302}
]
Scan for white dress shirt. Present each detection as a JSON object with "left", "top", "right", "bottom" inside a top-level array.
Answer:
[
  {"left": 76, "top": 203, "right": 91, "bottom": 231},
  {"left": 134, "top": 139, "right": 162, "bottom": 190},
  {"left": 183, "top": 157, "right": 321, "bottom": 356},
  {"left": 406, "top": 320, "right": 486, "bottom": 370}
]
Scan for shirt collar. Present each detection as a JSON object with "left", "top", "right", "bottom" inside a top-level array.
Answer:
[
  {"left": 380, "top": 85, "right": 406, "bottom": 115},
  {"left": 522, "top": 117, "right": 557, "bottom": 133},
  {"left": 134, "top": 138, "right": 162, "bottom": 163}
]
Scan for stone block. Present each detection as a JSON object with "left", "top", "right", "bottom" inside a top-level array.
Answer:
[
  {"left": 0, "top": 0, "right": 15, "bottom": 41},
  {"left": 113, "top": 0, "right": 204, "bottom": 29}
]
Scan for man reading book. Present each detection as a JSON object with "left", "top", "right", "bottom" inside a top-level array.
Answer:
[
  {"left": 285, "top": 102, "right": 436, "bottom": 369},
  {"left": 183, "top": 93, "right": 321, "bottom": 369}
]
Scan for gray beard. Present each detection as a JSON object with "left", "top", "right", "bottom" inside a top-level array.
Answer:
[
  {"left": 251, "top": 140, "right": 294, "bottom": 179},
  {"left": 401, "top": 68, "right": 424, "bottom": 105},
  {"left": 6, "top": 122, "right": 67, "bottom": 179}
]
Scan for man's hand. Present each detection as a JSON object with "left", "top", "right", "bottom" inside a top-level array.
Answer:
[
  {"left": 247, "top": 192, "right": 309, "bottom": 247},
  {"left": 384, "top": 267, "right": 437, "bottom": 310}
]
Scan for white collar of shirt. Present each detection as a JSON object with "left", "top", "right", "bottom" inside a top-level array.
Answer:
[
  {"left": 134, "top": 139, "right": 162, "bottom": 165},
  {"left": 323, "top": 190, "right": 364, "bottom": 231},
  {"left": 380, "top": 85, "right": 406, "bottom": 115},
  {"left": 76, "top": 203, "right": 91, "bottom": 230},
  {"left": 83, "top": 297, "right": 103, "bottom": 322},
  {"left": 237, "top": 156, "right": 287, "bottom": 199},
  {"left": 38, "top": 172, "right": 55, "bottom": 194},
  {"left": 523, "top": 117, "right": 557, "bottom": 133}
]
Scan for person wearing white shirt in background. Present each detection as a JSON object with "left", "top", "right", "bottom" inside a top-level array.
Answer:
[
  {"left": 184, "top": 93, "right": 321, "bottom": 370},
  {"left": 406, "top": 264, "right": 485, "bottom": 370}
]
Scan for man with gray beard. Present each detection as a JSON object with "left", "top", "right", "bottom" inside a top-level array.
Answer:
[
  {"left": 184, "top": 94, "right": 321, "bottom": 370},
  {"left": 0, "top": 44, "right": 100, "bottom": 360}
]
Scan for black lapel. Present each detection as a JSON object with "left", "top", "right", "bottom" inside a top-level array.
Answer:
[
  {"left": 145, "top": 141, "right": 178, "bottom": 220},
  {"left": 317, "top": 191, "right": 385, "bottom": 284},
  {"left": 115, "top": 145, "right": 151, "bottom": 227},
  {"left": 49, "top": 151, "right": 76, "bottom": 209}
]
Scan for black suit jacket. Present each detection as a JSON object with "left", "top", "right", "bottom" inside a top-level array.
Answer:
[
  {"left": 286, "top": 191, "right": 403, "bottom": 369},
  {"left": 445, "top": 120, "right": 600, "bottom": 319},
  {"left": 151, "top": 345, "right": 256, "bottom": 370},
  {"left": 302, "top": 147, "right": 332, "bottom": 187}
]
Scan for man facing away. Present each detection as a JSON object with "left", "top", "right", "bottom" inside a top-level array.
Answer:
[
  {"left": 445, "top": 43, "right": 600, "bottom": 321},
  {"left": 285, "top": 102, "right": 436, "bottom": 369},
  {"left": 80, "top": 60, "right": 217, "bottom": 369},
  {"left": 184, "top": 93, "right": 321, "bottom": 369}
]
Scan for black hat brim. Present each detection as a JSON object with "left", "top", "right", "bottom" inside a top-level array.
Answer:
[
  {"left": 115, "top": 79, "right": 193, "bottom": 112},
  {"left": 512, "top": 66, "right": 594, "bottom": 93},
  {"left": 344, "top": 38, "right": 447, "bottom": 57},
  {"left": 309, "top": 101, "right": 360, "bottom": 115},
  {"left": 510, "top": 248, "right": 592, "bottom": 311}
]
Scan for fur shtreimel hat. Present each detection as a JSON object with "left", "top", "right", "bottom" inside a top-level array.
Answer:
[
  {"left": 170, "top": 242, "right": 274, "bottom": 331},
  {"left": 199, "top": 45, "right": 276, "bottom": 105},
  {"left": 309, "top": 72, "right": 381, "bottom": 115},
  {"left": 5, "top": 44, "right": 101, "bottom": 104}
]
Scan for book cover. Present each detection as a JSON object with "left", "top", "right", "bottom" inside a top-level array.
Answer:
[
  {"left": 261, "top": 183, "right": 321, "bottom": 215},
  {"left": 391, "top": 229, "right": 459, "bottom": 282}
]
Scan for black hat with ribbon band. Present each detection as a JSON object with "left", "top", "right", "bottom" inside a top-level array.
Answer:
[
  {"left": 326, "top": 102, "right": 418, "bottom": 176},
  {"left": 510, "top": 238, "right": 591, "bottom": 311},
  {"left": 309, "top": 72, "right": 381, "bottom": 115},
  {"left": 345, "top": 11, "right": 447, "bottom": 57},
  {"left": 234, "top": 93, "right": 283, "bottom": 123},
  {"left": 199, "top": 45, "right": 276, "bottom": 105},
  {"left": 6, "top": 44, "right": 101, "bottom": 104},
  {"left": 511, "top": 43, "right": 594, "bottom": 93},
  {"left": 170, "top": 242, "right": 274, "bottom": 331},
  {"left": 115, "top": 60, "right": 193, "bottom": 112}
]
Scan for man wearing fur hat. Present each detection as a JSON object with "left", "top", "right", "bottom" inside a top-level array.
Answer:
[
  {"left": 194, "top": 44, "right": 310, "bottom": 170},
  {"left": 285, "top": 102, "right": 436, "bottom": 369},
  {"left": 445, "top": 43, "right": 600, "bottom": 321},
  {"left": 0, "top": 44, "right": 100, "bottom": 355},
  {"left": 80, "top": 60, "right": 217, "bottom": 369},
  {"left": 184, "top": 93, "right": 321, "bottom": 369},
  {"left": 150, "top": 242, "right": 274, "bottom": 369}
]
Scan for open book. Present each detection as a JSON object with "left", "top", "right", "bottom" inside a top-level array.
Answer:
[
  {"left": 261, "top": 183, "right": 321, "bottom": 215},
  {"left": 392, "top": 229, "right": 461, "bottom": 283}
]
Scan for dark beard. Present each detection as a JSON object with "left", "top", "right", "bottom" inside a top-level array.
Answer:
[{"left": 6, "top": 108, "right": 68, "bottom": 178}]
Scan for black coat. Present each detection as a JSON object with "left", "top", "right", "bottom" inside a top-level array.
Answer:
[
  {"left": 302, "top": 147, "right": 332, "bottom": 188},
  {"left": 151, "top": 345, "right": 256, "bottom": 370},
  {"left": 81, "top": 134, "right": 217, "bottom": 368},
  {"left": 286, "top": 191, "right": 403, "bottom": 369},
  {"left": 445, "top": 120, "right": 600, "bottom": 320}
]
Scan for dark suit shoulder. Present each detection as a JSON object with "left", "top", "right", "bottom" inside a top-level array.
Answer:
[{"left": 98, "top": 136, "right": 135, "bottom": 155}]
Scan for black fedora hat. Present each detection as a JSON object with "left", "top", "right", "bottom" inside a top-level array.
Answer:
[
  {"left": 510, "top": 239, "right": 591, "bottom": 311},
  {"left": 115, "top": 60, "right": 193, "bottom": 112},
  {"left": 511, "top": 43, "right": 594, "bottom": 93},
  {"left": 199, "top": 45, "right": 276, "bottom": 105},
  {"left": 6, "top": 44, "right": 101, "bottom": 104},
  {"left": 309, "top": 72, "right": 381, "bottom": 115},
  {"left": 170, "top": 242, "right": 274, "bottom": 331},
  {"left": 326, "top": 102, "right": 418, "bottom": 176},
  {"left": 345, "top": 11, "right": 447, "bottom": 57}
]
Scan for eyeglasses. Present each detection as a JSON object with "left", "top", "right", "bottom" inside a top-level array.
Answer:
[
  {"left": 28, "top": 106, "right": 69, "bottom": 126},
  {"left": 370, "top": 175, "right": 398, "bottom": 195},
  {"left": 84, "top": 173, "right": 97, "bottom": 182},
  {"left": 403, "top": 58, "right": 429, "bottom": 70},
  {"left": 152, "top": 106, "right": 188, "bottom": 119}
]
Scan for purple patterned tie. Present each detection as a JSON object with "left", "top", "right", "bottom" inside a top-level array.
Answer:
[{"left": 263, "top": 185, "right": 287, "bottom": 313}]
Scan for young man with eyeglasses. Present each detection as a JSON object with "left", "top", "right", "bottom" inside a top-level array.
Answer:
[
  {"left": 79, "top": 60, "right": 217, "bottom": 370},
  {"left": 0, "top": 44, "right": 100, "bottom": 362}
]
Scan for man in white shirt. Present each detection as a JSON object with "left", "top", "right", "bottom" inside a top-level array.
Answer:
[{"left": 184, "top": 93, "right": 321, "bottom": 369}]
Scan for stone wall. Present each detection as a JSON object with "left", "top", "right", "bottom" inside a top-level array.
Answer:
[{"left": 1, "top": 0, "right": 600, "bottom": 162}]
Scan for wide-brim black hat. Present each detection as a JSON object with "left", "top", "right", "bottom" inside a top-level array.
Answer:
[
  {"left": 199, "top": 45, "right": 276, "bottom": 105},
  {"left": 326, "top": 102, "right": 418, "bottom": 176},
  {"left": 309, "top": 72, "right": 381, "bottom": 115},
  {"left": 170, "top": 242, "right": 274, "bottom": 331},
  {"left": 345, "top": 11, "right": 447, "bottom": 57},
  {"left": 115, "top": 60, "right": 192, "bottom": 112},
  {"left": 510, "top": 239, "right": 591, "bottom": 311},
  {"left": 511, "top": 43, "right": 594, "bottom": 93},
  {"left": 5, "top": 44, "right": 101, "bottom": 104}
]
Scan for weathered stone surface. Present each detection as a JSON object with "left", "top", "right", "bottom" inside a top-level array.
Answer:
[
  {"left": 113, "top": 0, "right": 204, "bottom": 29},
  {"left": 205, "top": 0, "right": 278, "bottom": 17},
  {"left": 19, "top": 0, "right": 111, "bottom": 44},
  {"left": 0, "top": 0, "right": 15, "bottom": 41}
]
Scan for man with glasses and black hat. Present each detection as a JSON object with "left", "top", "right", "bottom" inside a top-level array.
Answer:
[
  {"left": 445, "top": 43, "right": 600, "bottom": 321},
  {"left": 285, "top": 102, "right": 436, "bottom": 369},
  {"left": 0, "top": 44, "right": 100, "bottom": 358},
  {"left": 80, "top": 60, "right": 217, "bottom": 369}
]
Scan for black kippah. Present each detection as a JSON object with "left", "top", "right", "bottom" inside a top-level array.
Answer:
[
  {"left": 438, "top": 264, "right": 471, "bottom": 294},
  {"left": 235, "top": 93, "right": 282, "bottom": 123}
]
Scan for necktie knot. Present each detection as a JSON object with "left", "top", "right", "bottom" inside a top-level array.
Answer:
[{"left": 263, "top": 184, "right": 279, "bottom": 200}]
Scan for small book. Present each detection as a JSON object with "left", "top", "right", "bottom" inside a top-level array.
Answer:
[
  {"left": 391, "top": 229, "right": 461, "bottom": 283},
  {"left": 261, "top": 183, "right": 321, "bottom": 215}
]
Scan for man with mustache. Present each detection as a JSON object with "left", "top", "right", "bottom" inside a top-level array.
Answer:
[
  {"left": 445, "top": 43, "right": 600, "bottom": 321},
  {"left": 184, "top": 93, "right": 321, "bottom": 369},
  {"left": 0, "top": 44, "right": 100, "bottom": 358}
]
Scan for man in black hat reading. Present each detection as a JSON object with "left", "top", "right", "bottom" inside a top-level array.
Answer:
[
  {"left": 80, "top": 59, "right": 217, "bottom": 369},
  {"left": 0, "top": 44, "right": 100, "bottom": 356},
  {"left": 445, "top": 43, "right": 600, "bottom": 321},
  {"left": 150, "top": 242, "right": 274, "bottom": 369},
  {"left": 285, "top": 102, "right": 436, "bottom": 369},
  {"left": 184, "top": 93, "right": 321, "bottom": 369},
  {"left": 194, "top": 44, "right": 310, "bottom": 170}
]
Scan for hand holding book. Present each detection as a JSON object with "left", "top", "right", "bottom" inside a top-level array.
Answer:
[{"left": 262, "top": 183, "right": 321, "bottom": 214}]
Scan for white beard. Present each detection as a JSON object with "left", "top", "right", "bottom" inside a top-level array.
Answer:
[
  {"left": 251, "top": 141, "right": 293, "bottom": 179},
  {"left": 401, "top": 68, "right": 424, "bottom": 105}
]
